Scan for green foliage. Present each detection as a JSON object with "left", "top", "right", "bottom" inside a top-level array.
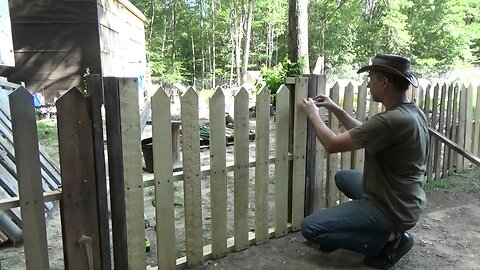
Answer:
[
  {"left": 130, "top": 0, "right": 480, "bottom": 85},
  {"left": 424, "top": 177, "right": 462, "bottom": 192},
  {"left": 258, "top": 58, "right": 304, "bottom": 103}
]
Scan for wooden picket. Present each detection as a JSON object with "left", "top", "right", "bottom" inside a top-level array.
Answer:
[
  {"left": 274, "top": 86, "right": 289, "bottom": 237},
  {"left": 233, "top": 87, "right": 249, "bottom": 251},
  {"left": 254, "top": 86, "right": 270, "bottom": 243},
  {"left": 326, "top": 83, "right": 340, "bottom": 207},
  {"left": 151, "top": 87, "right": 176, "bottom": 270},
  {"left": 181, "top": 87, "right": 203, "bottom": 266},
  {"left": 340, "top": 83, "right": 354, "bottom": 203},
  {"left": 313, "top": 75, "right": 327, "bottom": 211},
  {"left": 9, "top": 87, "right": 49, "bottom": 270},
  {"left": 209, "top": 87, "right": 228, "bottom": 257},
  {"left": 473, "top": 85, "right": 480, "bottom": 156},
  {"left": 291, "top": 77, "right": 308, "bottom": 230}
]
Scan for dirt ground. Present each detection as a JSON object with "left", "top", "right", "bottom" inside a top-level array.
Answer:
[{"left": 1, "top": 118, "right": 480, "bottom": 269}]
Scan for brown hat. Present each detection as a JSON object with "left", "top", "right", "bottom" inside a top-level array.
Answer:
[{"left": 357, "top": 54, "right": 418, "bottom": 88}]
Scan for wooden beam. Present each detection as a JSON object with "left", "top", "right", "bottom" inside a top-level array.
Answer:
[{"left": 429, "top": 128, "right": 480, "bottom": 167}]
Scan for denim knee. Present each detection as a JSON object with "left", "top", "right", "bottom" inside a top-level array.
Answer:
[{"left": 335, "top": 170, "right": 348, "bottom": 191}]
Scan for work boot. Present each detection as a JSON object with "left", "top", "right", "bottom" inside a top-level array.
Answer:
[{"left": 364, "top": 232, "right": 414, "bottom": 269}]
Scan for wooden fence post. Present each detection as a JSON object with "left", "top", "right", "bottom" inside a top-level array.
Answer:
[
  {"left": 474, "top": 85, "right": 480, "bottom": 157},
  {"left": 233, "top": 88, "right": 249, "bottom": 251},
  {"left": 326, "top": 83, "right": 340, "bottom": 207},
  {"left": 275, "top": 85, "right": 290, "bottom": 237},
  {"left": 340, "top": 83, "right": 354, "bottom": 203},
  {"left": 151, "top": 88, "right": 176, "bottom": 270},
  {"left": 181, "top": 87, "right": 203, "bottom": 266},
  {"left": 9, "top": 87, "right": 49, "bottom": 270},
  {"left": 314, "top": 75, "right": 327, "bottom": 211},
  {"left": 254, "top": 85, "right": 270, "bottom": 243},
  {"left": 56, "top": 88, "right": 102, "bottom": 270},
  {"left": 209, "top": 87, "right": 227, "bottom": 257},
  {"left": 85, "top": 74, "right": 111, "bottom": 270},
  {"left": 104, "top": 77, "right": 146, "bottom": 269},
  {"left": 305, "top": 75, "right": 317, "bottom": 216},
  {"left": 291, "top": 77, "right": 308, "bottom": 230}
]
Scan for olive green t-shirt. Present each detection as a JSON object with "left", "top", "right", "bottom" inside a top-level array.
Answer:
[{"left": 349, "top": 103, "right": 429, "bottom": 230}]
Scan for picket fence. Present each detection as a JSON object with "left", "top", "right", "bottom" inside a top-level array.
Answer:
[{"left": 0, "top": 75, "right": 478, "bottom": 270}]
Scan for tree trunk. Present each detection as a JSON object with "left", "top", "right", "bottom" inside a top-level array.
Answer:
[
  {"left": 191, "top": 36, "right": 196, "bottom": 86},
  {"left": 240, "top": 0, "right": 253, "bottom": 86},
  {"left": 288, "top": 0, "right": 309, "bottom": 73},
  {"left": 149, "top": 0, "right": 155, "bottom": 40},
  {"left": 211, "top": 0, "right": 216, "bottom": 88}
]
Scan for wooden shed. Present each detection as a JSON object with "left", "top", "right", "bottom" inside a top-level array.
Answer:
[{"left": 0, "top": 0, "right": 147, "bottom": 102}]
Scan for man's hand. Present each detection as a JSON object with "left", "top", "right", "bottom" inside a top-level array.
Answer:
[
  {"left": 301, "top": 98, "right": 320, "bottom": 119},
  {"left": 312, "top": 94, "right": 339, "bottom": 111}
]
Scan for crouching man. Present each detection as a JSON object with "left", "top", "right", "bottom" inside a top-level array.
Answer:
[{"left": 300, "top": 54, "right": 429, "bottom": 269}]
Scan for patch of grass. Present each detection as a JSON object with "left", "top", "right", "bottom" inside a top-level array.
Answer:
[
  {"left": 424, "top": 177, "right": 463, "bottom": 192},
  {"left": 36, "top": 120, "right": 59, "bottom": 163}
]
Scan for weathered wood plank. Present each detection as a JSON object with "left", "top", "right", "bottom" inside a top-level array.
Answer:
[
  {"left": 274, "top": 86, "right": 290, "bottom": 237},
  {"left": 430, "top": 84, "right": 440, "bottom": 179},
  {"left": 103, "top": 77, "right": 128, "bottom": 268},
  {"left": 85, "top": 74, "right": 111, "bottom": 270},
  {"left": 326, "top": 83, "right": 340, "bottom": 207},
  {"left": 450, "top": 84, "right": 460, "bottom": 173},
  {"left": 305, "top": 75, "right": 318, "bottom": 216},
  {"left": 56, "top": 88, "right": 102, "bottom": 270},
  {"left": 233, "top": 88, "right": 249, "bottom": 251},
  {"left": 429, "top": 128, "right": 480, "bottom": 167},
  {"left": 291, "top": 77, "right": 308, "bottom": 230},
  {"left": 353, "top": 80, "right": 367, "bottom": 171},
  {"left": 464, "top": 84, "right": 474, "bottom": 169},
  {"left": 151, "top": 88, "right": 176, "bottom": 270},
  {"left": 339, "top": 83, "right": 354, "bottom": 203},
  {"left": 474, "top": 85, "right": 480, "bottom": 156},
  {"left": 118, "top": 78, "right": 146, "bottom": 269},
  {"left": 442, "top": 84, "right": 454, "bottom": 176},
  {"left": 434, "top": 84, "right": 446, "bottom": 178},
  {"left": 313, "top": 75, "right": 327, "bottom": 212},
  {"left": 456, "top": 84, "right": 467, "bottom": 171},
  {"left": 9, "top": 87, "right": 49, "bottom": 270},
  {"left": 181, "top": 87, "right": 203, "bottom": 266},
  {"left": 255, "top": 85, "right": 270, "bottom": 243},
  {"left": 209, "top": 87, "right": 227, "bottom": 257}
]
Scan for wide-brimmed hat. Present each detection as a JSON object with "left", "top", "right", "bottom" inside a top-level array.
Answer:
[{"left": 357, "top": 54, "right": 418, "bottom": 88}]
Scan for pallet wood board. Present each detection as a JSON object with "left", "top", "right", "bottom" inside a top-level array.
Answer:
[
  {"left": 10, "top": 87, "right": 49, "bottom": 270},
  {"left": 151, "top": 88, "right": 176, "bottom": 270},
  {"left": 233, "top": 88, "right": 249, "bottom": 251},
  {"left": 209, "top": 87, "right": 228, "bottom": 258}
]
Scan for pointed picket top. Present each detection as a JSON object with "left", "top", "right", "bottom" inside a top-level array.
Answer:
[
  {"left": 276, "top": 85, "right": 289, "bottom": 97},
  {"left": 182, "top": 86, "right": 198, "bottom": 99},
  {"left": 333, "top": 81, "right": 340, "bottom": 89},
  {"left": 257, "top": 85, "right": 269, "bottom": 95},
  {"left": 346, "top": 82, "right": 354, "bottom": 92},
  {"left": 152, "top": 86, "right": 168, "bottom": 100},
  {"left": 9, "top": 86, "right": 34, "bottom": 106},
  {"left": 211, "top": 86, "right": 225, "bottom": 100},
  {"left": 56, "top": 87, "right": 84, "bottom": 106},
  {"left": 361, "top": 78, "right": 368, "bottom": 88},
  {"left": 236, "top": 87, "right": 249, "bottom": 99}
]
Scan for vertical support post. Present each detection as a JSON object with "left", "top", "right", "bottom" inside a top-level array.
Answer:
[
  {"left": 85, "top": 74, "right": 111, "bottom": 270},
  {"left": 10, "top": 87, "right": 49, "bottom": 270},
  {"left": 304, "top": 75, "right": 317, "bottom": 216},
  {"left": 291, "top": 77, "right": 308, "bottom": 230},
  {"left": 56, "top": 88, "right": 102, "bottom": 269},
  {"left": 314, "top": 75, "right": 327, "bottom": 211},
  {"left": 103, "top": 77, "right": 128, "bottom": 268}
]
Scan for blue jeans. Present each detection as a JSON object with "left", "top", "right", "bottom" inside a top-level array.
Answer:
[{"left": 300, "top": 170, "right": 396, "bottom": 257}]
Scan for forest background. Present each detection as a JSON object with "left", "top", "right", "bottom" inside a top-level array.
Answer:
[{"left": 129, "top": 0, "right": 480, "bottom": 89}]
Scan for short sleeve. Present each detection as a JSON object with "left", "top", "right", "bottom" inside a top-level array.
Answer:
[{"left": 349, "top": 114, "right": 394, "bottom": 154}]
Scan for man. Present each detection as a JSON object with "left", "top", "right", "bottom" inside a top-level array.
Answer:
[{"left": 300, "top": 54, "right": 429, "bottom": 269}]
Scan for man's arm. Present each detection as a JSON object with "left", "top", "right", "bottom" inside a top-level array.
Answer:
[
  {"left": 329, "top": 105, "right": 362, "bottom": 130},
  {"left": 303, "top": 98, "right": 361, "bottom": 153},
  {"left": 312, "top": 94, "right": 361, "bottom": 130}
]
